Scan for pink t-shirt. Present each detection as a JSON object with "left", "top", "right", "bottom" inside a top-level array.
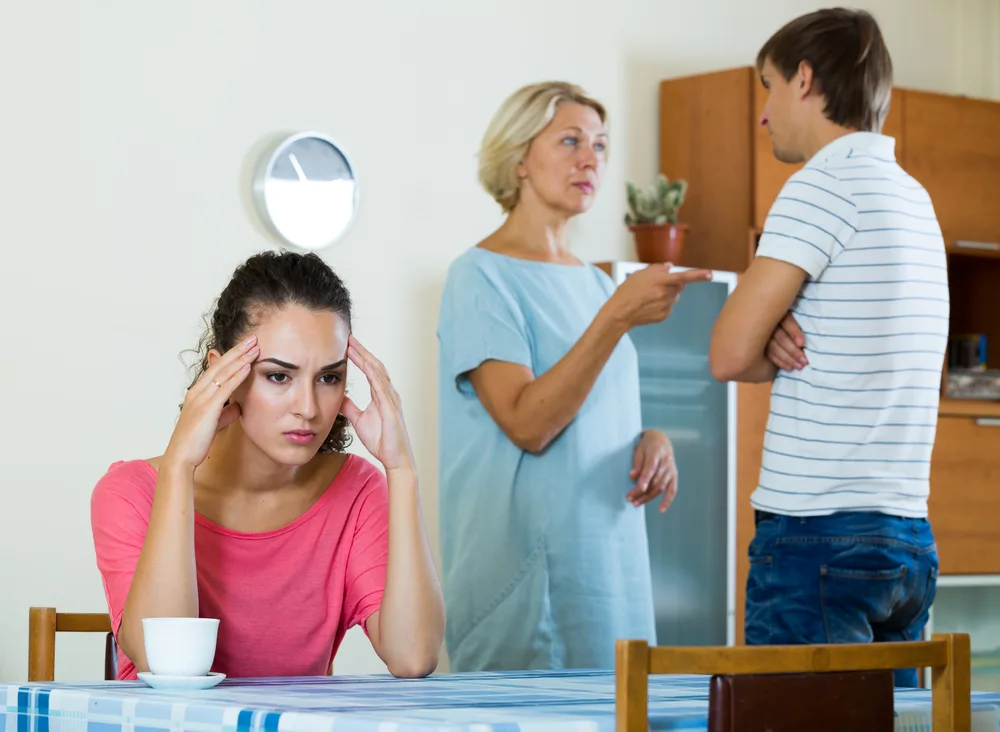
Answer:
[{"left": 90, "top": 454, "right": 388, "bottom": 680}]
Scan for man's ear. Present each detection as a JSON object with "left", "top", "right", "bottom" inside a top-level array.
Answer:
[{"left": 795, "top": 60, "right": 816, "bottom": 99}]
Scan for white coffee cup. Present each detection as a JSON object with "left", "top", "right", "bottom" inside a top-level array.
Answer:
[{"left": 142, "top": 617, "right": 220, "bottom": 677}]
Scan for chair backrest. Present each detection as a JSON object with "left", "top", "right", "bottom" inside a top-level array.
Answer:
[
  {"left": 615, "top": 633, "right": 971, "bottom": 732},
  {"left": 28, "top": 607, "right": 117, "bottom": 681},
  {"left": 708, "top": 669, "right": 895, "bottom": 731}
]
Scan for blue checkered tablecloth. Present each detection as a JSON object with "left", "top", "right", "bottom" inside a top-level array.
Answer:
[{"left": 5, "top": 670, "right": 1000, "bottom": 732}]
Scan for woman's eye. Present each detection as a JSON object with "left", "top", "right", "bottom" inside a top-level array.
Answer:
[
  {"left": 595, "top": 142, "right": 607, "bottom": 153},
  {"left": 320, "top": 373, "right": 341, "bottom": 385},
  {"left": 562, "top": 136, "right": 578, "bottom": 146},
  {"left": 266, "top": 372, "right": 289, "bottom": 384}
]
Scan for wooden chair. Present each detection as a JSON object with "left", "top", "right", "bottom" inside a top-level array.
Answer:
[
  {"left": 616, "top": 634, "right": 971, "bottom": 732},
  {"left": 28, "top": 607, "right": 118, "bottom": 681}
]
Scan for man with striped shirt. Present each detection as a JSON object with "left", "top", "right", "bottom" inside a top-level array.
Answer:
[{"left": 709, "top": 8, "right": 948, "bottom": 687}]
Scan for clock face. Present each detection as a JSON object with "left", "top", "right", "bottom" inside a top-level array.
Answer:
[{"left": 254, "top": 133, "right": 358, "bottom": 251}]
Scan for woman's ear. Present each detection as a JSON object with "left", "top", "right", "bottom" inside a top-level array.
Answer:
[{"left": 207, "top": 349, "right": 223, "bottom": 369}]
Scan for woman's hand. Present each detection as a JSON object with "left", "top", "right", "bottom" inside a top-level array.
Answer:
[
  {"left": 341, "top": 335, "right": 416, "bottom": 474},
  {"left": 163, "top": 335, "right": 259, "bottom": 472},
  {"left": 625, "top": 430, "right": 678, "bottom": 513},
  {"left": 606, "top": 263, "right": 713, "bottom": 329}
]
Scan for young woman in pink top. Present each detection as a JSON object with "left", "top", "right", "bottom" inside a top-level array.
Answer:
[{"left": 91, "top": 251, "right": 444, "bottom": 680}]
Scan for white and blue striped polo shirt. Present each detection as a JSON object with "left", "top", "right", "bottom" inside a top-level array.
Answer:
[{"left": 752, "top": 131, "right": 949, "bottom": 518}]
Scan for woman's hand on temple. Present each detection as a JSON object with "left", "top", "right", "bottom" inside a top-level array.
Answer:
[
  {"left": 341, "top": 335, "right": 416, "bottom": 474},
  {"left": 626, "top": 430, "right": 679, "bottom": 513},
  {"left": 163, "top": 336, "right": 259, "bottom": 472}
]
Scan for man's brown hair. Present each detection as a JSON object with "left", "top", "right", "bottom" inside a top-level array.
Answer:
[{"left": 757, "top": 8, "right": 893, "bottom": 133}]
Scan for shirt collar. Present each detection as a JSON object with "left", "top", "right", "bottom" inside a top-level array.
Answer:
[{"left": 809, "top": 131, "right": 897, "bottom": 164}]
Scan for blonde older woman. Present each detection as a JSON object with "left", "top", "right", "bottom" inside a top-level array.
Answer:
[{"left": 436, "top": 81, "right": 711, "bottom": 671}]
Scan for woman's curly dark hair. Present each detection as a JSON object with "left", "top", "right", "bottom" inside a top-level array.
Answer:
[{"left": 185, "top": 249, "right": 353, "bottom": 453}]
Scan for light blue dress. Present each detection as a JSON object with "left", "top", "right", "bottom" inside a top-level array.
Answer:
[{"left": 437, "top": 247, "right": 657, "bottom": 672}]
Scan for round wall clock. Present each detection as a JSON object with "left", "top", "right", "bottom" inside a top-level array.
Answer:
[{"left": 251, "top": 132, "right": 358, "bottom": 251}]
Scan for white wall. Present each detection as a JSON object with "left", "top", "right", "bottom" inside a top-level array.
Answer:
[
  {"left": 0, "top": 0, "right": 995, "bottom": 681},
  {"left": 957, "top": 0, "right": 1000, "bottom": 100}
]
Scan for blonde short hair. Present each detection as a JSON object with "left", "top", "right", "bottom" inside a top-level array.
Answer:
[{"left": 478, "top": 81, "right": 607, "bottom": 213}]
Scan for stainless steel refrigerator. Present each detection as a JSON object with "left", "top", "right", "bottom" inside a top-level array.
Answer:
[{"left": 608, "top": 262, "right": 738, "bottom": 647}]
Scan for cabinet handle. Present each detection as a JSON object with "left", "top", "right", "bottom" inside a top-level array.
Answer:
[
  {"left": 975, "top": 418, "right": 1000, "bottom": 427},
  {"left": 955, "top": 240, "right": 1000, "bottom": 252}
]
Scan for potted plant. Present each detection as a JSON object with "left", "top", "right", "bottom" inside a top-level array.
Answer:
[{"left": 624, "top": 173, "right": 689, "bottom": 264}]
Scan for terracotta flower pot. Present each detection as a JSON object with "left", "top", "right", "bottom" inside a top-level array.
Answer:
[{"left": 629, "top": 223, "right": 689, "bottom": 264}]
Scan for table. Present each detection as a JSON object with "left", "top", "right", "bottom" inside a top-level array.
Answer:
[{"left": 5, "top": 670, "right": 1000, "bottom": 732}]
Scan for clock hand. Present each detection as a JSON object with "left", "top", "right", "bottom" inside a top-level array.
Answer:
[{"left": 288, "top": 153, "right": 307, "bottom": 182}]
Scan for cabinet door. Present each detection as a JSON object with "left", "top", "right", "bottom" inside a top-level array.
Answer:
[
  {"left": 752, "top": 85, "right": 905, "bottom": 231},
  {"left": 629, "top": 276, "right": 736, "bottom": 646},
  {"left": 734, "top": 381, "right": 771, "bottom": 645},
  {"left": 928, "top": 416, "right": 1000, "bottom": 574},
  {"left": 660, "top": 67, "right": 754, "bottom": 273},
  {"left": 904, "top": 91, "right": 1000, "bottom": 245}
]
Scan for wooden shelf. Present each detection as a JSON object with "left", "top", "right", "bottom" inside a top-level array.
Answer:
[
  {"left": 947, "top": 242, "right": 1000, "bottom": 260},
  {"left": 939, "top": 398, "right": 1000, "bottom": 419}
]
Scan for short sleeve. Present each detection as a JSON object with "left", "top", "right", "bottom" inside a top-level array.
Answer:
[
  {"left": 437, "top": 256, "right": 533, "bottom": 395},
  {"left": 342, "top": 470, "right": 389, "bottom": 635},
  {"left": 590, "top": 265, "right": 617, "bottom": 299},
  {"left": 90, "top": 462, "right": 155, "bottom": 635},
  {"left": 755, "top": 167, "right": 859, "bottom": 279}
]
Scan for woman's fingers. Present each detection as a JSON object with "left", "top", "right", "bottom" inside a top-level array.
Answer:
[
  {"left": 349, "top": 336, "right": 403, "bottom": 411},
  {"left": 637, "top": 454, "right": 659, "bottom": 494},
  {"left": 350, "top": 335, "right": 392, "bottom": 384},
  {"left": 348, "top": 344, "right": 385, "bottom": 411},
  {"left": 196, "top": 336, "right": 259, "bottom": 398},
  {"left": 201, "top": 353, "right": 256, "bottom": 407},
  {"left": 627, "top": 455, "right": 660, "bottom": 504},
  {"left": 340, "top": 396, "right": 363, "bottom": 428},
  {"left": 633, "top": 470, "right": 667, "bottom": 507},
  {"left": 629, "top": 444, "right": 644, "bottom": 481},
  {"left": 658, "top": 469, "right": 679, "bottom": 513}
]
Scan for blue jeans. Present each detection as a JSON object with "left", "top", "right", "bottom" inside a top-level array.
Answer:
[{"left": 745, "top": 510, "right": 939, "bottom": 688}]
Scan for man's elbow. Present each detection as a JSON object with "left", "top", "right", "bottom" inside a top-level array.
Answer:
[
  {"left": 710, "top": 351, "right": 741, "bottom": 382},
  {"left": 709, "top": 337, "right": 754, "bottom": 383}
]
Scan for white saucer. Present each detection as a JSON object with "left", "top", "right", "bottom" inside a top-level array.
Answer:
[{"left": 137, "top": 671, "right": 226, "bottom": 690}]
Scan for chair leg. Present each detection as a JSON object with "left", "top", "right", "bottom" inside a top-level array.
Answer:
[
  {"left": 28, "top": 608, "right": 57, "bottom": 682},
  {"left": 616, "top": 640, "right": 650, "bottom": 732},
  {"left": 932, "top": 632, "right": 971, "bottom": 732}
]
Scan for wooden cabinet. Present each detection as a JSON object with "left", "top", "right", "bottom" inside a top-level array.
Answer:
[
  {"left": 928, "top": 416, "right": 1000, "bottom": 574},
  {"left": 904, "top": 91, "right": 1000, "bottom": 246},
  {"left": 658, "top": 67, "right": 754, "bottom": 273},
  {"left": 946, "top": 250, "right": 1000, "bottom": 380},
  {"left": 734, "top": 381, "right": 771, "bottom": 645}
]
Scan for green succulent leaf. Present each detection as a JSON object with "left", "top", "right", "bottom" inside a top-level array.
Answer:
[{"left": 624, "top": 172, "right": 687, "bottom": 224}]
